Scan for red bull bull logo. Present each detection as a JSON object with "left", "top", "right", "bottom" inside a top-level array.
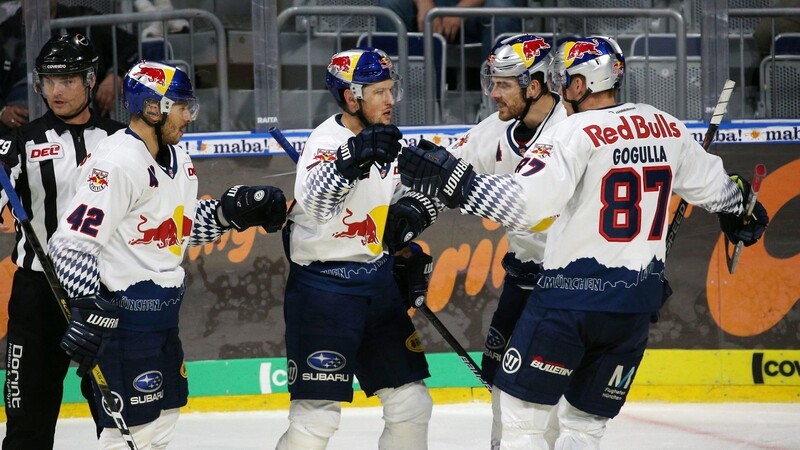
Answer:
[
  {"left": 567, "top": 39, "right": 602, "bottom": 60},
  {"left": 520, "top": 37, "right": 550, "bottom": 61},
  {"left": 87, "top": 168, "right": 109, "bottom": 192},
  {"left": 129, "top": 214, "right": 192, "bottom": 249},
  {"left": 332, "top": 208, "right": 379, "bottom": 246},
  {"left": 134, "top": 65, "right": 167, "bottom": 86},
  {"left": 530, "top": 143, "right": 553, "bottom": 158},
  {"left": 328, "top": 55, "right": 352, "bottom": 75}
]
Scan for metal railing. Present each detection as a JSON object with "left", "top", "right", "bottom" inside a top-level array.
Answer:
[
  {"left": 52, "top": 8, "right": 230, "bottom": 130},
  {"left": 423, "top": 7, "right": 687, "bottom": 123},
  {"left": 276, "top": 6, "right": 409, "bottom": 128},
  {"left": 730, "top": 7, "right": 800, "bottom": 118}
]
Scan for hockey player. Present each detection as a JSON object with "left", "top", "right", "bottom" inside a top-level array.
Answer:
[
  {"left": 46, "top": 61, "right": 287, "bottom": 448},
  {"left": 397, "top": 36, "right": 769, "bottom": 449},
  {"left": 278, "top": 47, "right": 435, "bottom": 449},
  {"left": 445, "top": 33, "right": 566, "bottom": 450},
  {"left": 0, "top": 33, "right": 123, "bottom": 449}
]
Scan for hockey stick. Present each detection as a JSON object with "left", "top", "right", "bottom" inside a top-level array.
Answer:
[
  {"left": 0, "top": 170, "right": 139, "bottom": 450},
  {"left": 417, "top": 303, "right": 492, "bottom": 391},
  {"left": 726, "top": 164, "right": 767, "bottom": 274},
  {"left": 269, "top": 126, "right": 300, "bottom": 163},
  {"left": 665, "top": 79, "right": 736, "bottom": 260}
]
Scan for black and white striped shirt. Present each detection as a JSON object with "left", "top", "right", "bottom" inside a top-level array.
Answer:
[{"left": 0, "top": 110, "right": 124, "bottom": 271}]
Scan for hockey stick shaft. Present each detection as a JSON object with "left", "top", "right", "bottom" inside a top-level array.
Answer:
[
  {"left": 269, "top": 126, "right": 300, "bottom": 163},
  {"left": 417, "top": 304, "right": 492, "bottom": 391},
  {"left": 665, "top": 79, "right": 735, "bottom": 259},
  {"left": 0, "top": 169, "right": 139, "bottom": 450},
  {"left": 728, "top": 164, "right": 766, "bottom": 274}
]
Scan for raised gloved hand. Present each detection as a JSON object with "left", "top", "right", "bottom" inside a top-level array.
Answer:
[
  {"left": 398, "top": 139, "right": 476, "bottom": 208},
  {"left": 335, "top": 124, "right": 403, "bottom": 181},
  {"left": 384, "top": 191, "right": 438, "bottom": 252},
  {"left": 60, "top": 295, "right": 118, "bottom": 377},
  {"left": 219, "top": 185, "right": 287, "bottom": 232},
  {"left": 392, "top": 242, "right": 433, "bottom": 309},
  {"left": 716, "top": 175, "right": 769, "bottom": 247}
]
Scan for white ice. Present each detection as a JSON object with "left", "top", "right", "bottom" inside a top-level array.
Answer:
[{"left": 7, "top": 402, "right": 799, "bottom": 449}]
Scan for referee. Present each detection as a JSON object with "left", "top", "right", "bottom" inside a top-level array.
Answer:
[{"left": 0, "top": 34, "right": 126, "bottom": 450}]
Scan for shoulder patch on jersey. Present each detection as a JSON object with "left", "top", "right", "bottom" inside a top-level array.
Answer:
[
  {"left": 455, "top": 134, "right": 470, "bottom": 148},
  {"left": 184, "top": 162, "right": 197, "bottom": 180},
  {"left": 87, "top": 168, "right": 109, "bottom": 192},
  {"left": 28, "top": 142, "right": 64, "bottom": 162},
  {"left": 530, "top": 143, "right": 553, "bottom": 158},
  {"left": 306, "top": 148, "right": 337, "bottom": 170}
]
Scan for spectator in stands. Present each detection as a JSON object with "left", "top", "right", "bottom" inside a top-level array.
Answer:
[
  {"left": 753, "top": 0, "right": 800, "bottom": 58},
  {"left": 133, "top": 0, "right": 190, "bottom": 38},
  {"left": 0, "top": 0, "right": 138, "bottom": 133},
  {"left": 376, "top": 0, "right": 527, "bottom": 58}
]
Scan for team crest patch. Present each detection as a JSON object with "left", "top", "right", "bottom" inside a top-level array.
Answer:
[
  {"left": 306, "top": 149, "right": 337, "bottom": 170},
  {"left": 87, "top": 168, "right": 109, "bottom": 192},
  {"left": 405, "top": 331, "right": 424, "bottom": 353},
  {"left": 456, "top": 134, "right": 470, "bottom": 147},
  {"left": 530, "top": 143, "right": 553, "bottom": 158}
]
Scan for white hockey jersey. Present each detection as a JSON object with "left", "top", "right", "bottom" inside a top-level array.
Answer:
[
  {"left": 49, "top": 129, "right": 200, "bottom": 330},
  {"left": 448, "top": 94, "right": 567, "bottom": 264},
  {"left": 464, "top": 103, "right": 742, "bottom": 313},
  {"left": 288, "top": 114, "right": 402, "bottom": 266}
]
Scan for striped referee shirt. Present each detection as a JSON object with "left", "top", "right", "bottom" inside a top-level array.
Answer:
[{"left": 0, "top": 109, "right": 125, "bottom": 271}]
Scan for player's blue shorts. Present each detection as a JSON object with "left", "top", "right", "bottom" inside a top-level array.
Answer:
[
  {"left": 92, "top": 328, "right": 188, "bottom": 428},
  {"left": 493, "top": 302, "right": 651, "bottom": 419},
  {"left": 283, "top": 273, "right": 430, "bottom": 402}
]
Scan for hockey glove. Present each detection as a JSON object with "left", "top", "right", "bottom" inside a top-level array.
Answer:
[
  {"left": 716, "top": 175, "right": 769, "bottom": 247},
  {"left": 335, "top": 124, "right": 403, "bottom": 181},
  {"left": 219, "top": 185, "right": 288, "bottom": 232},
  {"left": 384, "top": 191, "right": 438, "bottom": 252},
  {"left": 398, "top": 139, "right": 476, "bottom": 209},
  {"left": 392, "top": 242, "right": 433, "bottom": 309},
  {"left": 60, "top": 295, "right": 118, "bottom": 378}
]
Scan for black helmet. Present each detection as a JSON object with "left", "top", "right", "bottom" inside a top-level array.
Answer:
[{"left": 34, "top": 33, "right": 99, "bottom": 91}]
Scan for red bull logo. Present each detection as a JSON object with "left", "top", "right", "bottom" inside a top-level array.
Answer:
[
  {"left": 379, "top": 56, "right": 393, "bottom": 69},
  {"left": 129, "top": 214, "right": 192, "bottom": 249},
  {"left": 332, "top": 208, "right": 379, "bottom": 246},
  {"left": 521, "top": 37, "right": 550, "bottom": 61},
  {"left": 133, "top": 65, "right": 167, "bottom": 86},
  {"left": 530, "top": 143, "right": 553, "bottom": 158},
  {"left": 567, "top": 39, "right": 602, "bottom": 60},
  {"left": 87, "top": 168, "right": 109, "bottom": 192},
  {"left": 328, "top": 55, "right": 352, "bottom": 75}
]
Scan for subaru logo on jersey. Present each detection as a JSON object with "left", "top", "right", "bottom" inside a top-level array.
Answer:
[
  {"left": 28, "top": 143, "right": 64, "bottom": 162},
  {"left": 307, "top": 351, "right": 346, "bottom": 372},
  {"left": 486, "top": 327, "right": 506, "bottom": 351},
  {"left": 502, "top": 348, "right": 522, "bottom": 374},
  {"left": 132, "top": 371, "right": 163, "bottom": 393}
]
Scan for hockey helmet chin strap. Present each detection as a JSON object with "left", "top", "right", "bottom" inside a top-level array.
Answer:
[
  {"left": 515, "top": 79, "right": 547, "bottom": 122},
  {"left": 139, "top": 108, "right": 171, "bottom": 166},
  {"left": 563, "top": 84, "right": 592, "bottom": 113}
]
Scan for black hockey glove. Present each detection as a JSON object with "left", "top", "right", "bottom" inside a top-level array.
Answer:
[
  {"left": 384, "top": 191, "right": 438, "bottom": 252},
  {"left": 392, "top": 242, "right": 433, "bottom": 309},
  {"left": 335, "top": 124, "right": 403, "bottom": 181},
  {"left": 219, "top": 185, "right": 288, "bottom": 232},
  {"left": 716, "top": 175, "right": 769, "bottom": 247},
  {"left": 60, "top": 295, "right": 119, "bottom": 377},
  {"left": 398, "top": 139, "right": 476, "bottom": 209}
]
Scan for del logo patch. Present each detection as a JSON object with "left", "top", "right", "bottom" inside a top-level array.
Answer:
[{"left": 28, "top": 143, "right": 63, "bottom": 162}]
